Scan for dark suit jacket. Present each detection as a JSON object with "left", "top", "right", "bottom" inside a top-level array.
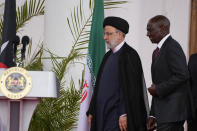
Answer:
[
  {"left": 87, "top": 43, "right": 148, "bottom": 131},
  {"left": 150, "top": 36, "right": 191, "bottom": 123},
  {"left": 188, "top": 53, "right": 197, "bottom": 109}
]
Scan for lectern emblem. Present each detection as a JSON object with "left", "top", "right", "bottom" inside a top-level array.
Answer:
[{"left": 0, "top": 67, "right": 32, "bottom": 99}]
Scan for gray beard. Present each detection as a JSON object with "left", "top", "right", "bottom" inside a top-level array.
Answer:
[{"left": 106, "top": 40, "right": 118, "bottom": 50}]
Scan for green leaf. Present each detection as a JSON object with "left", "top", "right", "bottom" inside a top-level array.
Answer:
[{"left": 0, "top": 0, "right": 45, "bottom": 45}]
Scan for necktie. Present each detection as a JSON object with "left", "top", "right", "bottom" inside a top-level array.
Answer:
[{"left": 153, "top": 47, "right": 159, "bottom": 62}]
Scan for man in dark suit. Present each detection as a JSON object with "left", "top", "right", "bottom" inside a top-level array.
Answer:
[
  {"left": 146, "top": 15, "right": 192, "bottom": 131},
  {"left": 87, "top": 16, "right": 149, "bottom": 131},
  {"left": 188, "top": 53, "right": 197, "bottom": 131}
]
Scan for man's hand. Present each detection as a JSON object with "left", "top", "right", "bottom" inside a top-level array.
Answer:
[
  {"left": 88, "top": 114, "right": 93, "bottom": 127},
  {"left": 148, "top": 84, "right": 157, "bottom": 96},
  {"left": 146, "top": 117, "right": 156, "bottom": 131},
  {"left": 119, "top": 115, "right": 127, "bottom": 131}
]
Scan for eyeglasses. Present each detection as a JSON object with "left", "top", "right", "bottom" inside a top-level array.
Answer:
[{"left": 104, "top": 31, "right": 118, "bottom": 36}]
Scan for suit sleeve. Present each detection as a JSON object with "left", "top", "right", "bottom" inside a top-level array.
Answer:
[{"left": 156, "top": 42, "right": 189, "bottom": 97}]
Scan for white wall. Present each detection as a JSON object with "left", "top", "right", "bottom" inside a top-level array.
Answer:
[
  {"left": 45, "top": 1, "right": 191, "bottom": 130},
  {"left": 44, "top": 0, "right": 89, "bottom": 87}
]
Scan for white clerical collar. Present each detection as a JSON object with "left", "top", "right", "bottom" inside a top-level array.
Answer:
[
  {"left": 113, "top": 40, "right": 125, "bottom": 53},
  {"left": 157, "top": 34, "right": 170, "bottom": 49}
]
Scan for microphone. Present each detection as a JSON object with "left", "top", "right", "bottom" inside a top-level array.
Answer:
[
  {"left": 21, "top": 36, "right": 30, "bottom": 61},
  {"left": 13, "top": 35, "right": 20, "bottom": 62}
]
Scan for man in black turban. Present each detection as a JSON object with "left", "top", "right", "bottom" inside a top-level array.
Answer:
[{"left": 87, "top": 16, "right": 149, "bottom": 131}]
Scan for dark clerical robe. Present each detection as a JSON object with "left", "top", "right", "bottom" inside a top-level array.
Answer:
[
  {"left": 87, "top": 43, "right": 148, "bottom": 131},
  {"left": 96, "top": 49, "right": 125, "bottom": 131}
]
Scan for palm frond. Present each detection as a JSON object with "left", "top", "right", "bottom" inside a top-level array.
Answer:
[
  {"left": 24, "top": 43, "right": 43, "bottom": 71},
  {"left": 0, "top": 0, "right": 45, "bottom": 44},
  {"left": 29, "top": 78, "right": 82, "bottom": 131},
  {"left": 48, "top": 47, "right": 85, "bottom": 84},
  {"left": 104, "top": 0, "right": 128, "bottom": 9},
  {"left": 67, "top": 0, "right": 128, "bottom": 55},
  {"left": 16, "top": 0, "right": 45, "bottom": 30},
  {"left": 13, "top": 38, "right": 43, "bottom": 70},
  {"left": 67, "top": 0, "right": 91, "bottom": 53}
]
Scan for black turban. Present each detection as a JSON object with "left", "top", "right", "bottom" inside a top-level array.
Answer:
[{"left": 103, "top": 16, "right": 129, "bottom": 34}]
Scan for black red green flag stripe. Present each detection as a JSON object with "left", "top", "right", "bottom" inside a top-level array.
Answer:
[{"left": 0, "top": 0, "right": 16, "bottom": 68}]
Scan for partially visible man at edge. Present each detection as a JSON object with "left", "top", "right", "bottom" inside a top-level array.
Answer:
[
  {"left": 86, "top": 16, "right": 149, "bottom": 131},
  {"left": 146, "top": 15, "right": 194, "bottom": 131},
  {"left": 188, "top": 53, "right": 197, "bottom": 131}
]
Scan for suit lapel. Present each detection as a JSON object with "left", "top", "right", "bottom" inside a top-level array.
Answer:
[
  {"left": 152, "top": 36, "right": 172, "bottom": 65},
  {"left": 151, "top": 36, "right": 172, "bottom": 79}
]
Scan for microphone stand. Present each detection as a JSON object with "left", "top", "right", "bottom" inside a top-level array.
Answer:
[
  {"left": 21, "top": 36, "right": 30, "bottom": 63},
  {"left": 13, "top": 35, "right": 20, "bottom": 64}
]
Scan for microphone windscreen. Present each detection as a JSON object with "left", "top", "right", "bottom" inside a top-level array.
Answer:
[
  {"left": 13, "top": 35, "right": 20, "bottom": 45},
  {"left": 22, "top": 36, "right": 30, "bottom": 45}
]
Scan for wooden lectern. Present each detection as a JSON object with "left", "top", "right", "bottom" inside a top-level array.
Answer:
[{"left": 0, "top": 69, "right": 59, "bottom": 131}]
